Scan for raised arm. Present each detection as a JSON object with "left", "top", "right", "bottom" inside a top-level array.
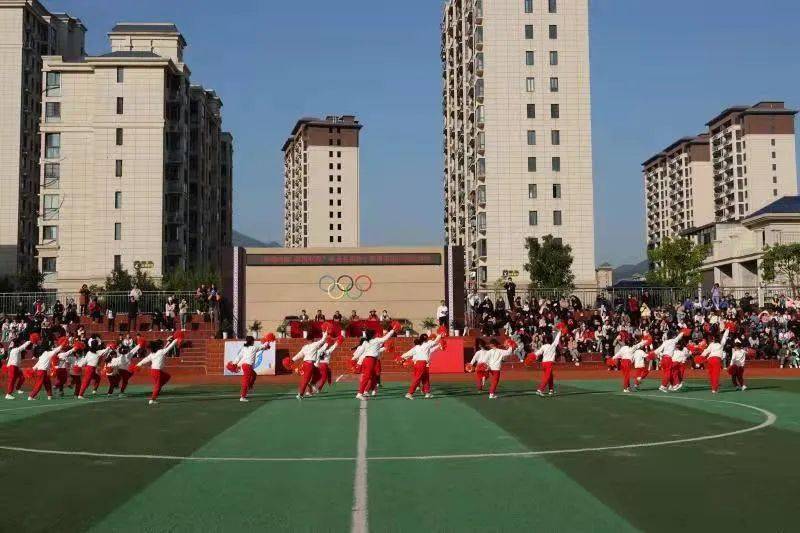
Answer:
[
  {"left": 720, "top": 328, "right": 730, "bottom": 347},
  {"left": 377, "top": 328, "right": 395, "bottom": 345},
  {"left": 400, "top": 347, "right": 416, "bottom": 360},
  {"left": 552, "top": 330, "right": 562, "bottom": 347}
]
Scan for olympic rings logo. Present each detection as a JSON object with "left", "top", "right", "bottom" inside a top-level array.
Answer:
[{"left": 319, "top": 274, "right": 373, "bottom": 300}]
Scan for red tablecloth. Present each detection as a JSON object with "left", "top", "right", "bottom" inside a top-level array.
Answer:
[{"left": 288, "top": 320, "right": 387, "bottom": 339}]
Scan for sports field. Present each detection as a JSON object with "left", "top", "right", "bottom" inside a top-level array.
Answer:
[{"left": 2, "top": 377, "right": 799, "bottom": 532}]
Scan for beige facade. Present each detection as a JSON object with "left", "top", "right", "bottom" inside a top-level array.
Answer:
[
  {"left": 37, "top": 23, "right": 232, "bottom": 292},
  {"left": 282, "top": 116, "right": 361, "bottom": 249},
  {"left": 644, "top": 135, "right": 714, "bottom": 248},
  {"left": 0, "top": 0, "right": 84, "bottom": 277},
  {"left": 443, "top": 0, "right": 596, "bottom": 288}
]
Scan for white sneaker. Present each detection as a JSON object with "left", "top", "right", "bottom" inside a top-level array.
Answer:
[
  {"left": 4, "top": 394, "right": 15, "bottom": 400},
  {"left": 16, "top": 390, "right": 23, "bottom": 395},
  {"left": 574, "top": 362, "right": 580, "bottom": 367},
  {"left": 370, "top": 390, "right": 377, "bottom": 396},
  {"left": 77, "top": 396, "right": 85, "bottom": 400},
  {"left": 489, "top": 394, "right": 498, "bottom": 399},
  {"left": 741, "top": 385, "right": 747, "bottom": 391},
  {"left": 548, "top": 390, "right": 554, "bottom": 396},
  {"left": 239, "top": 397, "right": 249, "bottom": 402},
  {"left": 304, "top": 392, "right": 312, "bottom": 397},
  {"left": 623, "top": 389, "right": 630, "bottom": 393},
  {"left": 667, "top": 385, "right": 675, "bottom": 392},
  {"left": 536, "top": 390, "right": 545, "bottom": 397},
  {"left": 674, "top": 383, "right": 683, "bottom": 391},
  {"left": 424, "top": 393, "right": 433, "bottom": 399},
  {"left": 91, "top": 390, "right": 97, "bottom": 395},
  {"left": 296, "top": 394, "right": 303, "bottom": 400},
  {"left": 711, "top": 390, "right": 718, "bottom": 394},
  {"left": 118, "top": 393, "right": 126, "bottom": 398},
  {"left": 404, "top": 393, "right": 414, "bottom": 400},
  {"left": 355, "top": 393, "right": 365, "bottom": 400},
  {"left": 659, "top": 385, "right": 668, "bottom": 393},
  {"left": 47, "top": 396, "right": 52, "bottom": 401},
  {"left": 149, "top": 399, "right": 158, "bottom": 405},
  {"left": 27, "top": 396, "right": 35, "bottom": 401}
]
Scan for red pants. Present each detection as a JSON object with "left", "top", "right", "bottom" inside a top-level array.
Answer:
[
  {"left": 660, "top": 356, "right": 673, "bottom": 387},
  {"left": 408, "top": 361, "right": 431, "bottom": 395},
  {"left": 315, "top": 362, "right": 331, "bottom": 391},
  {"left": 149, "top": 369, "right": 171, "bottom": 400},
  {"left": 107, "top": 373, "right": 121, "bottom": 394},
  {"left": 29, "top": 370, "right": 52, "bottom": 399},
  {"left": 298, "top": 361, "right": 315, "bottom": 395},
  {"left": 488, "top": 370, "right": 501, "bottom": 395},
  {"left": 538, "top": 361, "right": 554, "bottom": 392},
  {"left": 635, "top": 367, "right": 649, "bottom": 382},
  {"left": 5, "top": 365, "right": 22, "bottom": 395},
  {"left": 78, "top": 366, "right": 100, "bottom": 396},
  {"left": 68, "top": 373, "right": 81, "bottom": 397},
  {"left": 621, "top": 359, "right": 632, "bottom": 389},
  {"left": 54, "top": 369, "right": 69, "bottom": 393},
  {"left": 708, "top": 357, "right": 722, "bottom": 392},
  {"left": 241, "top": 363, "right": 257, "bottom": 398},
  {"left": 476, "top": 369, "right": 488, "bottom": 391},
  {"left": 730, "top": 364, "right": 745, "bottom": 388},
  {"left": 670, "top": 362, "right": 685, "bottom": 385},
  {"left": 372, "top": 360, "right": 382, "bottom": 391},
  {"left": 118, "top": 369, "right": 133, "bottom": 393},
  {"left": 358, "top": 357, "right": 377, "bottom": 394}
]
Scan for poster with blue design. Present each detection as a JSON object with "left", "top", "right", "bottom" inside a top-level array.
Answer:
[{"left": 223, "top": 341, "right": 276, "bottom": 376}]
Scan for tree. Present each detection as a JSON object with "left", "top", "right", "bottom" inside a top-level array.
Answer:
[
  {"left": 524, "top": 235, "right": 575, "bottom": 288},
  {"left": 645, "top": 237, "right": 710, "bottom": 288},
  {"left": 133, "top": 265, "right": 158, "bottom": 291},
  {"left": 761, "top": 243, "right": 800, "bottom": 296},
  {"left": 16, "top": 268, "right": 44, "bottom": 292},
  {"left": 101, "top": 265, "right": 157, "bottom": 292},
  {"left": 161, "top": 267, "right": 219, "bottom": 292}
]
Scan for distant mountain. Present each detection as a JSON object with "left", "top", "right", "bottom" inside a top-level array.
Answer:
[
  {"left": 232, "top": 230, "right": 280, "bottom": 248},
  {"left": 613, "top": 260, "right": 649, "bottom": 281}
]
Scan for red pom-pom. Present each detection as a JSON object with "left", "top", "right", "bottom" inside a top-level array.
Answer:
[
  {"left": 505, "top": 339, "right": 518, "bottom": 350},
  {"left": 725, "top": 322, "right": 736, "bottom": 332},
  {"left": 391, "top": 320, "right": 403, "bottom": 333},
  {"left": 107, "top": 342, "right": 118, "bottom": 351},
  {"left": 642, "top": 333, "right": 653, "bottom": 346},
  {"left": 646, "top": 351, "right": 657, "bottom": 361},
  {"left": 402, "top": 359, "right": 414, "bottom": 369},
  {"left": 173, "top": 332, "right": 185, "bottom": 344},
  {"left": 681, "top": 328, "right": 692, "bottom": 337},
  {"left": 695, "top": 355, "right": 707, "bottom": 366},
  {"left": 73, "top": 341, "right": 86, "bottom": 352},
  {"left": 127, "top": 363, "right": 138, "bottom": 373},
  {"left": 606, "top": 357, "right": 617, "bottom": 368},
  {"left": 524, "top": 354, "right": 537, "bottom": 367},
  {"left": 262, "top": 333, "right": 276, "bottom": 343},
  {"left": 137, "top": 339, "right": 147, "bottom": 349},
  {"left": 56, "top": 336, "right": 69, "bottom": 348},
  {"left": 29, "top": 332, "right": 41, "bottom": 345},
  {"left": 476, "top": 362, "right": 488, "bottom": 373},
  {"left": 436, "top": 325, "right": 449, "bottom": 337},
  {"left": 745, "top": 348, "right": 756, "bottom": 360},
  {"left": 321, "top": 322, "right": 333, "bottom": 334},
  {"left": 225, "top": 361, "right": 239, "bottom": 373},
  {"left": 282, "top": 357, "right": 295, "bottom": 371},
  {"left": 465, "top": 363, "right": 474, "bottom": 373}
]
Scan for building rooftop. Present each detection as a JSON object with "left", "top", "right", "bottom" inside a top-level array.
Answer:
[
  {"left": 706, "top": 101, "right": 797, "bottom": 127},
  {"left": 98, "top": 50, "right": 161, "bottom": 58},
  {"left": 111, "top": 22, "right": 180, "bottom": 33},
  {"left": 282, "top": 115, "right": 362, "bottom": 151},
  {"left": 745, "top": 196, "right": 800, "bottom": 220}
]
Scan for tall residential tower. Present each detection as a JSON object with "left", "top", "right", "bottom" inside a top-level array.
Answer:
[{"left": 442, "top": 0, "right": 595, "bottom": 288}]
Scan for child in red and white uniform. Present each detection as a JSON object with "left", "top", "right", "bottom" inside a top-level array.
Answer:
[
  {"left": 232, "top": 336, "right": 269, "bottom": 402},
  {"left": 292, "top": 332, "right": 329, "bottom": 400},
  {"left": 136, "top": 337, "right": 180, "bottom": 405},
  {"left": 53, "top": 346, "right": 75, "bottom": 398},
  {"left": 401, "top": 333, "right": 442, "bottom": 400},
  {"left": 729, "top": 339, "right": 747, "bottom": 391},
  {"left": 77, "top": 345, "right": 112, "bottom": 399},
  {"left": 654, "top": 331, "right": 685, "bottom": 393},
  {"left": 535, "top": 328, "right": 561, "bottom": 397},
  {"left": 612, "top": 337, "right": 647, "bottom": 392},
  {"left": 353, "top": 328, "right": 397, "bottom": 400},
  {"left": 700, "top": 328, "right": 730, "bottom": 393},
  {"left": 314, "top": 336, "right": 340, "bottom": 393},
  {"left": 468, "top": 339, "right": 490, "bottom": 392},
  {"left": 106, "top": 343, "right": 142, "bottom": 397},
  {"left": 4, "top": 340, "right": 32, "bottom": 399},
  {"left": 669, "top": 344, "right": 689, "bottom": 391},
  {"left": 632, "top": 346, "right": 651, "bottom": 389},
  {"left": 484, "top": 338, "right": 516, "bottom": 399},
  {"left": 29, "top": 342, "right": 74, "bottom": 400},
  {"left": 69, "top": 353, "right": 85, "bottom": 398}
]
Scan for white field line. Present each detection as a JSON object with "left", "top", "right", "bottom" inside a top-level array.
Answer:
[{"left": 351, "top": 399, "right": 369, "bottom": 533}]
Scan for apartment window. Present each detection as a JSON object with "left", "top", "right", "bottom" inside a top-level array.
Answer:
[
  {"left": 524, "top": 0, "right": 533, "bottom": 13},
  {"left": 772, "top": 164, "right": 777, "bottom": 171},
  {"left": 114, "top": 191, "right": 122, "bottom": 209},
  {"left": 337, "top": 236, "right": 342, "bottom": 243},
  {"left": 549, "top": 25, "right": 558, "bottom": 39},
  {"left": 337, "top": 163, "right": 341, "bottom": 170},
  {"left": 526, "top": 104, "right": 536, "bottom": 119},
  {"left": 525, "top": 77, "right": 536, "bottom": 92},
  {"left": 329, "top": 151, "right": 334, "bottom": 157},
  {"left": 329, "top": 224, "right": 334, "bottom": 230},
  {"left": 330, "top": 236, "right": 334, "bottom": 243},
  {"left": 528, "top": 183, "right": 538, "bottom": 199},
  {"left": 524, "top": 25, "right": 534, "bottom": 39},
  {"left": 338, "top": 224, "right": 342, "bottom": 230},
  {"left": 329, "top": 187, "right": 334, "bottom": 194},
  {"left": 329, "top": 175, "right": 334, "bottom": 182},
  {"left": 114, "top": 255, "right": 122, "bottom": 271},
  {"left": 116, "top": 67, "right": 124, "bottom": 83},
  {"left": 116, "top": 128, "right": 123, "bottom": 146},
  {"left": 44, "top": 163, "right": 59, "bottom": 188},
  {"left": 527, "top": 157, "right": 537, "bottom": 172},
  {"left": 549, "top": 77, "right": 559, "bottom": 92},
  {"left": 771, "top": 139, "right": 776, "bottom": 146},
  {"left": 774, "top": 189, "right": 778, "bottom": 196},
  {"left": 116, "top": 97, "right": 124, "bottom": 114},
  {"left": 773, "top": 176, "right": 778, "bottom": 184},
  {"left": 45, "top": 133, "right": 60, "bottom": 159},
  {"left": 42, "top": 225, "right": 58, "bottom": 242},
  {"left": 45, "top": 71, "right": 61, "bottom": 96},
  {"left": 45, "top": 102, "right": 60, "bottom": 122},
  {"left": 42, "top": 257, "right": 57, "bottom": 273},
  {"left": 43, "top": 195, "right": 59, "bottom": 220},
  {"left": 772, "top": 151, "right": 777, "bottom": 159},
  {"left": 337, "top": 176, "right": 342, "bottom": 182},
  {"left": 525, "top": 51, "right": 534, "bottom": 65},
  {"left": 337, "top": 212, "right": 342, "bottom": 219},
  {"left": 549, "top": 51, "right": 558, "bottom": 65},
  {"left": 337, "top": 151, "right": 341, "bottom": 157},
  {"left": 528, "top": 211, "right": 538, "bottom": 226},
  {"left": 551, "top": 130, "right": 561, "bottom": 145},
  {"left": 550, "top": 104, "right": 560, "bottom": 118},
  {"left": 114, "top": 223, "right": 122, "bottom": 240},
  {"left": 329, "top": 163, "right": 334, "bottom": 170},
  {"left": 553, "top": 183, "right": 562, "bottom": 198},
  {"left": 115, "top": 160, "right": 123, "bottom": 177},
  {"left": 527, "top": 130, "right": 537, "bottom": 145},
  {"left": 330, "top": 212, "right": 334, "bottom": 218},
  {"left": 553, "top": 210, "right": 562, "bottom": 225},
  {"left": 549, "top": 0, "right": 557, "bottom": 13},
  {"left": 337, "top": 187, "right": 342, "bottom": 194},
  {"left": 337, "top": 200, "right": 342, "bottom": 206}
]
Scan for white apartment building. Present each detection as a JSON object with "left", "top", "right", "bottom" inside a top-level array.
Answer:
[
  {"left": 644, "top": 135, "right": 713, "bottom": 249},
  {"left": 443, "top": 0, "right": 596, "bottom": 288},
  {"left": 0, "top": 0, "right": 85, "bottom": 277},
  {"left": 38, "top": 23, "right": 232, "bottom": 291},
  {"left": 282, "top": 116, "right": 361, "bottom": 248},
  {"left": 707, "top": 101, "right": 797, "bottom": 222}
]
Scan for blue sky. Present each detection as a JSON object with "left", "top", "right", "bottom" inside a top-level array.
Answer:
[{"left": 49, "top": 0, "right": 800, "bottom": 266}]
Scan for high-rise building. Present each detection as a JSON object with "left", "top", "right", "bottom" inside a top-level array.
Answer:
[
  {"left": 37, "top": 22, "right": 232, "bottom": 291},
  {"left": 442, "top": 0, "right": 596, "bottom": 288},
  {"left": 0, "top": 0, "right": 85, "bottom": 277},
  {"left": 644, "top": 135, "right": 713, "bottom": 249},
  {"left": 282, "top": 115, "right": 361, "bottom": 248},
  {"left": 643, "top": 101, "right": 797, "bottom": 249}
]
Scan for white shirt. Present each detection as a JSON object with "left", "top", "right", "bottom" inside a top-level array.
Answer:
[
  {"left": 671, "top": 348, "right": 688, "bottom": 364},
  {"left": 108, "top": 345, "right": 142, "bottom": 370},
  {"left": 58, "top": 353, "right": 76, "bottom": 370},
  {"left": 702, "top": 330, "right": 730, "bottom": 360},
  {"left": 469, "top": 348, "right": 490, "bottom": 366},
  {"left": 401, "top": 337, "right": 441, "bottom": 363},
  {"left": 485, "top": 347, "right": 514, "bottom": 371},
  {"left": 655, "top": 332, "right": 684, "bottom": 358},
  {"left": 613, "top": 341, "right": 645, "bottom": 363},
  {"left": 730, "top": 347, "right": 747, "bottom": 367},
  {"left": 315, "top": 342, "right": 338, "bottom": 366},
  {"left": 436, "top": 305, "right": 448, "bottom": 318},
  {"left": 535, "top": 331, "right": 562, "bottom": 363},
  {"left": 632, "top": 349, "right": 649, "bottom": 369},
  {"left": 84, "top": 348, "right": 111, "bottom": 368},
  {"left": 354, "top": 331, "right": 395, "bottom": 364},
  {"left": 235, "top": 342, "right": 265, "bottom": 366},
  {"left": 7, "top": 341, "right": 31, "bottom": 366},
  {"left": 137, "top": 339, "right": 179, "bottom": 371},
  {"left": 293, "top": 334, "right": 329, "bottom": 363},
  {"left": 33, "top": 347, "right": 70, "bottom": 371}
]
